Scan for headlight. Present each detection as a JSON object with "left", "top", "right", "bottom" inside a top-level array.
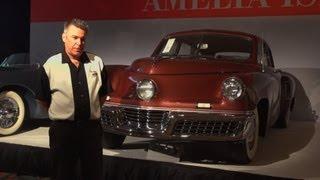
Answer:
[
  {"left": 222, "top": 77, "right": 244, "bottom": 101},
  {"left": 136, "top": 79, "right": 156, "bottom": 100}
]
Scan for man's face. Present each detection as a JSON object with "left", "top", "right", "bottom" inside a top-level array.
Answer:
[{"left": 62, "top": 25, "right": 86, "bottom": 59}]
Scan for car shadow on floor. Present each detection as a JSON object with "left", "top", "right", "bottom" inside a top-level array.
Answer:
[
  {"left": 104, "top": 139, "right": 155, "bottom": 150},
  {"left": 249, "top": 70, "right": 318, "bottom": 166},
  {"left": 251, "top": 121, "right": 316, "bottom": 165},
  {"left": 108, "top": 120, "right": 316, "bottom": 166},
  {"left": 18, "top": 119, "right": 51, "bottom": 135}
]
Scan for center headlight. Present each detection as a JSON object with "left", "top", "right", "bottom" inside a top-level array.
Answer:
[
  {"left": 222, "top": 77, "right": 244, "bottom": 101},
  {"left": 136, "top": 79, "right": 156, "bottom": 100}
]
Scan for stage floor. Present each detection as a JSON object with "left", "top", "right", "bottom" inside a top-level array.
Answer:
[{"left": 0, "top": 120, "right": 319, "bottom": 180}]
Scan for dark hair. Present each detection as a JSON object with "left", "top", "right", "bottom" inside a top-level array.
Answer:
[{"left": 64, "top": 18, "right": 89, "bottom": 32}]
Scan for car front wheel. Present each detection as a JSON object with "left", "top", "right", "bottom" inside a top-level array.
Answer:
[
  {"left": 103, "top": 132, "right": 126, "bottom": 149},
  {"left": 0, "top": 91, "right": 27, "bottom": 135},
  {"left": 232, "top": 109, "right": 259, "bottom": 164}
]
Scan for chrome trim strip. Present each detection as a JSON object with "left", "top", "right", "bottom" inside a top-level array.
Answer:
[
  {"left": 102, "top": 127, "right": 246, "bottom": 141},
  {"left": 103, "top": 102, "right": 254, "bottom": 115}
]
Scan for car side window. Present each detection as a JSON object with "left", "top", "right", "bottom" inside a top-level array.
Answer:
[{"left": 178, "top": 42, "right": 192, "bottom": 55}]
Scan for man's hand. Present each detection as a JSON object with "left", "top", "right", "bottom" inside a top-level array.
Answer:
[
  {"left": 100, "top": 95, "right": 107, "bottom": 106},
  {"left": 39, "top": 100, "right": 50, "bottom": 109}
]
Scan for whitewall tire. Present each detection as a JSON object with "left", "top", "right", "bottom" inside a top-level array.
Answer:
[
  {"left": 232, "top": 109, "right": 259, "bottom": 163},
  {"left": 0, "top": 91, "right": 26, "bottom": 135}
]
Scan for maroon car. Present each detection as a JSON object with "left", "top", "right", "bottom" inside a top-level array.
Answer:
[{"left": 101, "top": 30, "right": 295, "bottom": 163}]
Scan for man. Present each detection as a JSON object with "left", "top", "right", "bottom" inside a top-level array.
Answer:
[{"left": 37, "top": 18, "right": 107, "bottom": 180}]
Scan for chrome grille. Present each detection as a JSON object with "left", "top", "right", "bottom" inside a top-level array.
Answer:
[
  {"left": 122, "top": 108, "right": 168, "bottom": 124},
  {"left": 101, "top": 106, "right": 169, "bottom": 130},
  {"left": 101, "top": 107, "right": 115, "bottom": 127},
  {"left": 173, "top": 118, "right": 245, "bottom": 137}
]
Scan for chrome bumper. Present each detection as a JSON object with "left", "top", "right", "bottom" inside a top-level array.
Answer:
[{"left": 101, "top": 103, "right": 256, "bottom": 141}]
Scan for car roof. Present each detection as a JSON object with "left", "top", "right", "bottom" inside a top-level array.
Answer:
[{"left": 165, "top": 29, "right": 259, "bottom": 40}]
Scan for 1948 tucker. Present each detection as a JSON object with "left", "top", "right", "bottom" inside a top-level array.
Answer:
[{"left": 101, "top": 30, "right": 296, "bottom": 163}]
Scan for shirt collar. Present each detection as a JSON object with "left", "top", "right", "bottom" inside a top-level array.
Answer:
[{"left": 62, "top": 50, "right": 90, "bottom": 64}]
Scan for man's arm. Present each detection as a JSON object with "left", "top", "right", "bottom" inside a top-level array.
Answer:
[{"left": 35, "top": 66, "right": 51, "bottom": 108}]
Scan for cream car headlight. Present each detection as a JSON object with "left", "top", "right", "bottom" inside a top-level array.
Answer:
[
  {"left": 222, "top": 77, "right": 244, "bottom": 101},
  {"left": 136, "top": 79, "right": 156, "bottom": 100}
]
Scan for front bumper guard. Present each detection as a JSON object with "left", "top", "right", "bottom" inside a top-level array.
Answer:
[{"left": 101, "top": 103, "right": 256, "bottom": 142}]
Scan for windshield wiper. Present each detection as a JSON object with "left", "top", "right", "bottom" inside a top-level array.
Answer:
[
  {"left": 155, "top": 54, "right": 174, "bottom": 60},
  {"left": 175, "top": 55, "right": 197, "bottom": 58},
  {"left": 196, "top": 55, "right": 216, "bottom": 59}
]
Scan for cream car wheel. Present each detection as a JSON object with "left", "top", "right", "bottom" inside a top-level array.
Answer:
[
  {"left": 244, "top": 109, "right": 259, "bottom": 160},
  {"left": 232, "top": 108, "right": 259, "bottom": 163},
  {"left": 0, "top": 91, "right": 26, "bottom": 135}
]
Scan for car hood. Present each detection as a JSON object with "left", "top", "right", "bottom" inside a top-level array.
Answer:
[{"left": 129, "top": 57, "right": 259, "bottom": 75}]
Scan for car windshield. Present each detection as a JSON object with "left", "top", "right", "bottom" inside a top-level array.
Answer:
[
  {"left": 155, "top": 33, "right": 253, "bottom": 61},
  {"left": 0, "top": 53, "right": 29, "bottom": 67}
]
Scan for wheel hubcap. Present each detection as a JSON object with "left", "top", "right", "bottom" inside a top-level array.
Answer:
[
  {"left": 0, "top": 98, "right": 19, "bottom": 129},
  {"left": 246, "top": 119, "right": 256, "bottom": 151},
  {"left": 248, "top": 129, "right": 255, "bottom": 150}
]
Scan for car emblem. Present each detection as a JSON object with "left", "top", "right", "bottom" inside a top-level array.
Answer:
[{"left": 196, "top": 103, "right": 211, "bottom": 109}]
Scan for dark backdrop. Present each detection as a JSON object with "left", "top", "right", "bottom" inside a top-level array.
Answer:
[{"left": 0, "top": 0, "right": 30, "bottom": 62}]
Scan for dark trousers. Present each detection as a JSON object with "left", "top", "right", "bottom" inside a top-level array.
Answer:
[{"left": 49, "top": 120, "right": 103, "bottom": 180}]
